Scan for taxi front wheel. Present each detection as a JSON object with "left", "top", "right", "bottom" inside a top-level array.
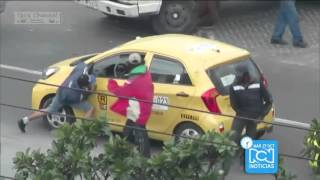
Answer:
[
  {"left": 41, "top": 96, "right": 75, "bottom": 130},
  {"left": 174, "top": 123, "right": 204, "bottom": 143}
]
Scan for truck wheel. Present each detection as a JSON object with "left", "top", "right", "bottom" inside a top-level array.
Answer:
[
  {"left": 151, "top": 1, "right": 198, "bottom": 34},
  {"left": 174, "top": 123, "right": 204, "bottom": 143},
  {"left": 41, "top": 96, "right": 75, "bottom": 130}
]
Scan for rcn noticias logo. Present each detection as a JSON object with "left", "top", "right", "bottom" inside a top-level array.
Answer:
[{"left": 241, "top": 137, "right": 278, "bottom": 174}]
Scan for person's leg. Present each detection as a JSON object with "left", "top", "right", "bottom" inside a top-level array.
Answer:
[
  {"left": 18, "top": 96, "right": 62, "bottom": 132},
  {"left": 282, "top": 0, "right": 307, "bottom": 47},
  {"left": 207, "top": 0, "right": 220, "bottom": 24},
  {"left": 25, "top": 96, "right": 63, "bottom": 121},
  {"left": 134, "top": 124, "right": 150, "bottom": 158},
  {"left": 123, "top": 119, "right": 135, "bottom": 144},
  {"left": 246, "top": 121, "right": 257, "bottom": 139},
  {"left": 224, "top": 117, "right": 246, "bottom": 173},
  {"left": 237, "top": 120, "right": 257, "bottom": 169},
  {"left": 84, "top": 107, "right": 95, "bottom": 119},
  {"left": 26, "top": 110, "right": 47, "bottom": 121},
  {"left": 72, "top": 101, "right": 95, "bottom": 119},
  {"left": 271, "top": 1, "right": 288, "bottom": 44},
  {"left": 231, "top": 117, "right": 246, "bottom": 145}
]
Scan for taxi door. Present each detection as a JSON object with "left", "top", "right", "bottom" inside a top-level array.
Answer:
[
  {"left": 146, "top": 55, "right": 195, "bottom": 135},
  {"left": 90, "top": 52, "right": 152, "bottom": 132}
]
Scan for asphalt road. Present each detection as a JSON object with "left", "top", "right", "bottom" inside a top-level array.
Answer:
[{"left": 0, "top": 1, "right": 319, "bottom": 179}]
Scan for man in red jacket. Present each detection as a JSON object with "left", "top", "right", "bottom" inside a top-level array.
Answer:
[{"left": 108, "top": 53, "right": 154, "bottom": 157}]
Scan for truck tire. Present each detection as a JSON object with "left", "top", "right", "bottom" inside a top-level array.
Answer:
[{"left": 151, "top": 1, "right": 198, "bottom": 34}]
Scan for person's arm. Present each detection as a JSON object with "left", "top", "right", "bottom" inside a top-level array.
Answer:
[
  {"left": 82, "top": 85, "right": 93, "bottom": 100},
  {"left": 229, "top": 85, "right": 238, "bottom": 112},
  {"left": 261, "top": 82, "right": 273, "bottom": 116},
  {"left": 107, "top": 79, "right": 133, "bottom": 97},
  {"left": 82, "top": 76, "right": 96, "bottom": 100}
]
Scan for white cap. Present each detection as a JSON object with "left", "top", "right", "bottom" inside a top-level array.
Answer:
[{"left": 128, "top": 53, "right": 142, "bottom": 65}]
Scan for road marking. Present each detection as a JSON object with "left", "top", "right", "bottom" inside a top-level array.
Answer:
[
  {"left": 274, "top": 118, "right": 310, "bottom": 129},
  {"left": 279, "top": 60, "right": 306, "bottom": 67},
  {"left": 0, "top": 64, "right": 42, "bottom": 76}
]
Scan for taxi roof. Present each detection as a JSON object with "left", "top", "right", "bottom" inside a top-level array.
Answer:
[{"left": 117, "top": 34, "right": 250, "bottom": 68}]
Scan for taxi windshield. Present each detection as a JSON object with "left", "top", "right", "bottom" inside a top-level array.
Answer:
[{"left": 206, "top": 59, "right": 261, "bottom": 95}]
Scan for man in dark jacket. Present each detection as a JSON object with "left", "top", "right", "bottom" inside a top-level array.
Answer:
[
  {"left": 18, "top": 62, "right": 96, "bottom": 133},
  {"left": 227, "top": 65, "right": 272, "bottom": 171},
  {"left": 230, "top": 65, "right": 273, "bottom": 144}
]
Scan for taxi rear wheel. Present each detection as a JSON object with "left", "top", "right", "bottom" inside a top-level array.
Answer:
[
  {"left": 174, "top": 123, "right": 204, "bottom": 143},
  {"left": 41, "top": 97, "right": 75, "bottom": 130}
]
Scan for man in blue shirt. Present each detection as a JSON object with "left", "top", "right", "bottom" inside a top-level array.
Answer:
[
  {"left": 18, "top": 62, "right": 96, "bottom": 133},
  {"left": 271, "top": 0, "right": 307, "bottom": 48}
]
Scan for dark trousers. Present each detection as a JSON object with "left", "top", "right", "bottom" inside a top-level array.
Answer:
[
  {"left": 123, "top": 119, "right": 150, "bottom": 157},
  {"left": 231, "top": 117, "right": 257, "bottom": 168},
  {"left": 231, "top": 117, "right": 257, "bottom": 144}
]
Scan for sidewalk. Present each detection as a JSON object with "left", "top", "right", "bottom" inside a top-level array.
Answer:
[{"left": 197, "top": 3, "right": 319, "bottom": 53}]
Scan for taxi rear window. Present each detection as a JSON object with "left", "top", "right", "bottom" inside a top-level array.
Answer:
[{"left": 206, "top": 59, "right": 261, "bottom": 95}]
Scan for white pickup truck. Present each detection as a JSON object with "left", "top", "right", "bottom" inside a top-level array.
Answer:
[{"left": 75, "top": 0, "right": 219, "bottom": 34}]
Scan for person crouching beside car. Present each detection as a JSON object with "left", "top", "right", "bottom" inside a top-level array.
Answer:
[
  {"left": 18, "top": 62, "right": 96, "bottom": 133},
  {"left": 107, "top": 53, "right": 154, "bottom": 157}
]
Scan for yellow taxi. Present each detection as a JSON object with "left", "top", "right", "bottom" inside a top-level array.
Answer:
[{"left": 32, "top": 34, "right": 274, "bottom": 141}]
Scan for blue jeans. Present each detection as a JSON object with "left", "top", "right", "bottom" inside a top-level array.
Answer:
[
  {"left": 46, "top": 96, "right": 92, "bottom": 113},
  {"left": 272, "top": 0, "right": 303, "bottom": 43}
]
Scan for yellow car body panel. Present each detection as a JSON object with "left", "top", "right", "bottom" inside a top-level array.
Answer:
[{"left": 31, "top": 34, "right": 274, "bottom": 142}]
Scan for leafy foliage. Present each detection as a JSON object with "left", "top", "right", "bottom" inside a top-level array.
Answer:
[
  {"left": 147, "top": 131, "right": 238, "bottom": 180},
  {"left": 13, "top": 117, "right": 238, "bottom": 180},
  {"left": 274, "top": 158, "right": 297, "bottom": 180},
  {"left": 303, "top": 118, "right": 320, "bottom": 174}
]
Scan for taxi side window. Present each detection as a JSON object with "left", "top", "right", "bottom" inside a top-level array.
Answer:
[
  {"left": 150, "top": 56, "right": 192, "bottom": 86},
  {"left": 93, "top": 53, "right": 145, "bottom": 79}
]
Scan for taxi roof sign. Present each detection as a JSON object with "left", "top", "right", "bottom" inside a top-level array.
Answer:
[{"left": 188, "top": 43, "right": 220, "bottom": 53}]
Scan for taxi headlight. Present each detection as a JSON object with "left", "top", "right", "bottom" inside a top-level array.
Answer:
[{"left": 42, "top": 67, "right": 59, "bottom": 79}]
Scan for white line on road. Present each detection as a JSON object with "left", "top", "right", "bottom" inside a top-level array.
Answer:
[
  {"left": 0, "top": 64, "right": 313, "bottom": 130},
  {"left": 0, "top": 64, "right": 42, "bottom": 75},
  {"left": 279, "top": 60, "right": 307, "bottom": 67}
]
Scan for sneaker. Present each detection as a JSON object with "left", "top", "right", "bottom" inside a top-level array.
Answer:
[
  {"left": 293, "top": 40, "right": 308, "bottom": 48},
  {"left": 18, "top": 119, "right": 26, "bottom": 133},
  {"left": 270, "top": 38, "right": 288, "bottom": 45}
]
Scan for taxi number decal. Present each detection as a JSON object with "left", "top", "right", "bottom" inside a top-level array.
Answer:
[{"left": 152, "top": 96, "right": 169, "bottom": 111}]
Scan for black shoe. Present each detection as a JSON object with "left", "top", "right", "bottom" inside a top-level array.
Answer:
[
  {"left": 18, "top": 119, "right": 26, "bottom": 133},
  {"left": 270, "top": 38, "right": 288, "bottom": 45},
  {"left": 293, "top": 40, "right": 308, "bottom": 48}
]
